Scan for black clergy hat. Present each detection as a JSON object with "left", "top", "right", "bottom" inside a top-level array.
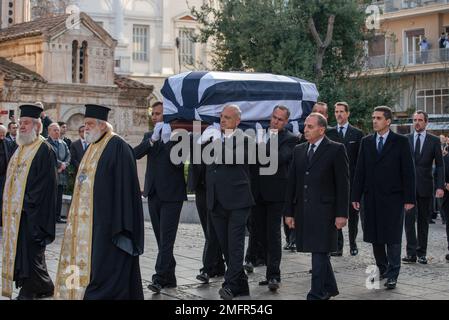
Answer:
[
  {"left": 84, "top": 104, "right": 111, "bottom": 121},
  {"left": 19, "top": 104, "right": 44, "bottom": 119}
]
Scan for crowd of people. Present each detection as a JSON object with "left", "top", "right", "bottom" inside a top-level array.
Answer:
[{"left": 1, "top": 100, "right": 449, "bottom": 301}]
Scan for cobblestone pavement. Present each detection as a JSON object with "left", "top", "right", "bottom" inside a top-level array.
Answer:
[{"left": 1, "top": 217, "right": 449, "bottom": 300}]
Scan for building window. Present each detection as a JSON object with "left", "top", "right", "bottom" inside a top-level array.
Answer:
[
  {"left": 179, "top": 28, "right": 195, "bottom": 65},
  {"left": 79, "top": 41, "right": 88, "bottom": 83},
  {"left": 133, "top": 25, "right": 149, "bottom": 61},
  {"left": 416, "top": 88, "right": 449, "bottom": 115},
  {"left": 72, "top": 40, "right": 79, "bottom": 83}
]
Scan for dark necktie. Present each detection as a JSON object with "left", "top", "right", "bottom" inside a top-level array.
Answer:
[
  {"left": 415, "top": 133, "right": 421, "bottom": 160},
  {"left": 377, "top": 136, "right": 384, "bottom": 154},
  {"left": 308, "top": 144, "right": 315, "bottom": 164},
  {"left": 339, "top": 126, "right": 344, "bottom": 139}
]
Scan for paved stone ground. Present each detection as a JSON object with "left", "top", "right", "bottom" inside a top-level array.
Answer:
[{"left": 1, "top": 216, "right": 449, "bottom": 300}]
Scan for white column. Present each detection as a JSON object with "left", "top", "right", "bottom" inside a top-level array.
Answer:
[
  {"left": 114, "top": 0, "right": 125, "bottom": 44},
  {"left": 160, "top": 0, "right": 175, "bottom": 75}
]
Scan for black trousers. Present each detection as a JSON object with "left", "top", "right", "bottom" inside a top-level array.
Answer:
[
  {"left": 148, "top": 194, "right": 183, "bottom": 285},
  {"left": 15, "top": 215, "right": 54, "bottom": 297},
  {"left": 56, "top": 185, "right": 64, "bottom": 220},
  {"left": 195, "top": 186, "right": 225, "bottom": 275},
  {"left": 337, "top": 205, "right": 359, "bottom": 252},
  {"left": 211, "top": 203, "right": 250, "bottom": 294},
  {"left": 283, "top": 219, "right": 296, "bottom": 245},
  {"left": 252, "top": 201, "right": 283, "bottom": 281},
  {"left": 307, "top": 253, "right": 338, "bottom": 300},
  {"left": 441, "top": 192, "right": 449, "bottom": 251},
  {"left": 372, "top": 243, "right": 401, "bottom": 280},
  {"left": 405, "top": 195, "right": 431, "bottom": 257},
  {"left": 245, "top": 208, "right": 265, "bottom": 265}
]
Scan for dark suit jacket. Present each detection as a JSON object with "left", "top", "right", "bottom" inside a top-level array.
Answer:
[
  {"left": 327, "top": 124, "right": 364, "bottom": 182},
  {"left": 205, "top": 129, "right": 255, "bottom": 211},
  {"left": 407, "top": 132, "right": 444, "bottom": 197},
  {"left": 352, "top": 131, "right": 416, "bottom": 244},
  {"left": 5, "top": 134, "right": 17, "bottom": 152},
  {"left": 284, "top": 136, "right": 349, "bottom": 253},
  {"left": 70, "top": 139, "right": 86, "bottom": 171},
  {"left": 251, "top": 129, "right": 298, "bottom": 202},
  {"left": 134, "top": 132, "right": 187, "bottom": 202}
]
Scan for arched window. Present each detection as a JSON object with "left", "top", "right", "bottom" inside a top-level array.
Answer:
[
  {"left": 72, "top": 40, "right": 79, "bottom": 83},
  {"left": 79, "top": 41, "right": 88, "bottom": 83}
]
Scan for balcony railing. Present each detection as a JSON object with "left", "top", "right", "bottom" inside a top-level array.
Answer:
[
  {"left": 376, "top": 0, "right": 449, "bottom": 13},
  {"left": 364, "top": 48, "right": 449, "bottom": 70}
]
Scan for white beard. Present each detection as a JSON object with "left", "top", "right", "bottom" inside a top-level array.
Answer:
[
  {"left": 85, "top": 127, "right": 102, "bottom": 144},
  {"left": 17, "top": 130, "right": 38, "bottom": 146}
]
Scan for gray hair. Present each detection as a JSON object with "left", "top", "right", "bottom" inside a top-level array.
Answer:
[
  {"left": 308, "top": 112, "right": 328, "bottom": 128},
  {"left": 48, "top": 122, "right": 60, "bottom": 130},
  {"left": 32, "top": 118, "right": 43, "bottom": 134},
  {"left": 0, "top": 125, "right": 7, "bottom": 134},
  {"left": 223, "top": 104, "right": 242, "bottom": 119},
  {"left": 96, "top": 119, "right": 113, "bottom": 132}
]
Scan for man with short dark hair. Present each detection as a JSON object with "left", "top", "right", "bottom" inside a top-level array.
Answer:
[
  {"left": 6, "top": 121, "right": 18, "bottom": 151},
  {"left": 57, "top": 121, "right": 72, "bottom": 149},
  {"left": 249, "top": 105, "right": 298, "bottom": 292},
  {"left": 328, "top": 102, "right": 364, "bottom": 257},
  {"left": 70, "top": 125, "right": 88, "bottom": 173},
  {"left": 403, "top": 110, "right": 444, "bottom": 265},
  {"left": 352, "top": 106, "right": 415, "bottom": 290},
  {"left": 285, "top": 112, "right": 349, "bottom": 300}
]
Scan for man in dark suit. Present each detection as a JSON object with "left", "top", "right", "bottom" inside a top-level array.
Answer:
[
  {"left": 188, "top": 136, "right": 225, "bottom": 284},
  {"left": 206, "top": 104, "right": 255, "bottom": 300},
  {"left": 70, "top": 125, "right": 88, "bottom": 173},
  {"left": 134, "top": 101, "right": 187, "bottom": 293},
  {"left": 440, "top": 145, "right": 449, "bottom": 261},
  {"left": 327, "top": 102, "right": 364, "bottom": 257},
  {"left": 285, "top": 113, "right": 349, "bottom": 300},
  {"left": 0, "top": 125, "right": 15, "bottom": 227},
  {"left": 58, "top": 121, "right": 72, "bottom": 149},
  {"left": 403, "top": 111, "right": 444, "bottom": 264},
  {"left": 352, "top": 106, "right": 415, "bottom": 290},
  {"left": 6, "top": 121, "right": 18, "bottom": 150},
  {"left": 248, "top": 105, "right": 299, "bottom": 291}
]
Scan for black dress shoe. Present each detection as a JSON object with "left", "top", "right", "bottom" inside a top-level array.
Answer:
[
  {"left": 254, "top": 259, "right": 266, "bottom": 267},
  {"left": 446, "top": 253, "right": 449, "bottom": 262},
  {"left": 219, "top": 287, "right": 249, "bottom": 300},
  {"left": 283, "top": 243, "right": 292, "bottom": 250},
  {"left": 289, "top": 243, "right": 296, "bottom": 252},
  {"left": 385, "top": 278, "right": 397, "bottom": 289},
  {"left": 429, "top": 219, "right": 436, "bottom": 224},
  {"left": 209, "top": 270, "right": 225, "bottom": 278},
  {"left": 350, "top": 248, "right": 358, "bottom": 256},
  {"left": 36, "top": 291, "right": 54, "bottom": 299},
  {"left": 330, "top": 251, "right": 343, "bottom": 257},
  {"left": 148, "top": 281, "right": 162, "bottom": 293},
  {"left": 56, "top": 218, "right": 67, "bottom": 224},
  {"left": 14, "top": 294, "right": 35, "bottom": 300},
  {"left": 196, "top": 272, "right": 210, "bottom": 284},
  {"left": 417, "top": 256, "right": 428, "bottom": 264},
  {"left": 402, "top": 255, "right": 417, "bottom": 263},
  {"left": 243, "top": 262, "right": 254, "bottom": 273},
  {"left": 268, "top": 279, "right": 280, "bottom": 292},
  {"left": 258, "top": 280, "right": 269, "bottom": 286}
]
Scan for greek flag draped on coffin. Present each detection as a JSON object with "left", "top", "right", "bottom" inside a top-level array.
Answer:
[{"left": 160, "top": 71, "right": 319, "bottom": 131}]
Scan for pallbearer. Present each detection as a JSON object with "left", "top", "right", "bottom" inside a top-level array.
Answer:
[
  {"left": 55, "top": 104, "right": 145, "bottom": 300},
  {"left": 2, "top": 104, "right": 57, "bottom": 300}
]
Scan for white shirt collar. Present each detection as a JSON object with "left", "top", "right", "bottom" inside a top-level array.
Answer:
[
  {"left": 414, "top": 130, "right": 426, "bottom": 139},
  {"left": 309, "top": 136, "right": 325, "bottom": 151},
  {"left": 337, "top": 122, "right": 349, "bottom": 130},
  {"left": 377, "top": 130, "right": 390, "bottom": 141}
]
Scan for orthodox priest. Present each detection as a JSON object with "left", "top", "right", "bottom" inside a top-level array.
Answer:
[
  {"left": 54, "top": 104, "right": 145, "bottom": 300},
  {"left": 2, "top": 104, "right": 57, "bottom": 300}
]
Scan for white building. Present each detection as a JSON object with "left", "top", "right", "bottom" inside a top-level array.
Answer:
[{"left": 75, "top": 0, "right": 216, "bottom": 100}]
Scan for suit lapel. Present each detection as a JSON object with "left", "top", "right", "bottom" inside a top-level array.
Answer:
[
  {"left": 307, "top": 136, "right": 330, "bottom": 169},
  {"left": 419, "top": 133, "right": 430, "bottom": 161},
  {"left": 376, "top": 131, "right": 395, "bottom": 162},
  {"left": 344, "top": 125, "right": 354, "bottom": 144}
]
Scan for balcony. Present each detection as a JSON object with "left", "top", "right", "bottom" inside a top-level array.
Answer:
[
  {"left": 376, "top": 0, "right": 449, "bottom": 13},
  {"left": 364, "top": 48, "right": 449, "bottom": 71}
]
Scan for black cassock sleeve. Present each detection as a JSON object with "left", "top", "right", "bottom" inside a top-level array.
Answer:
[
  {"left": 110, "top": 137, "right": 145, "bottom": 256},
  {"left": 22, "top": 142, "right": 57, "bottom": 246}
]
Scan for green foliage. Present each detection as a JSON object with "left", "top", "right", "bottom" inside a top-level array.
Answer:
[{"left": 191, "top": 0, "right": 400, "bottom": 132}]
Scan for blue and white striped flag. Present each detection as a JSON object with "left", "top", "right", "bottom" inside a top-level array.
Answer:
[{"left": 161, "top": 71, "right": 319, "bottom": 131}]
